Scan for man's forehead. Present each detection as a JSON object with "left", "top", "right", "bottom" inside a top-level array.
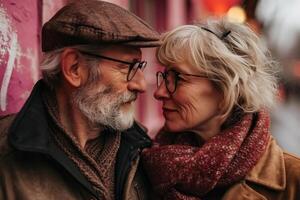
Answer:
[{"left": 101, "top": 45, "right": 142, "bottom": 57}]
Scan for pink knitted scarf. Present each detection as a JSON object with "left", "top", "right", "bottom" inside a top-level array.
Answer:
[{"left": 142, "top": 111, "right": 270, "bottom": 199}]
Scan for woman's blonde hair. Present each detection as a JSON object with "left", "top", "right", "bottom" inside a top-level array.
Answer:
[{"left": 157, "top": 19, "right": 279, "bottom": 117}]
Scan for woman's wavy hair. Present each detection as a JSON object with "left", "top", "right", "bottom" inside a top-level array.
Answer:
[{"left": 157, "top": 19, "right": 279, "bottom": 117}]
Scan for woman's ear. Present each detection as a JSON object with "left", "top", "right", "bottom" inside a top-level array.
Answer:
[{"left": 60, "top": 48, "right": 87, "bottom": 87}]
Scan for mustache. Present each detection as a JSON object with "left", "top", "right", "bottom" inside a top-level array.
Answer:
[
  {"left": 120, "top": 91, "right": 137, "bottom": 103},
  {"left": 74, "top": 82, "right": 138, "bottom": 107}
]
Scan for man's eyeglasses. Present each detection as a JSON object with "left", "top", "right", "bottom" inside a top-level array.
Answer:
[
  {"left": 156, "top": 69, "right": 207, "bottom": 94},
  {"left": 79, "top": 50, "right": 147, "bottom": 81}
]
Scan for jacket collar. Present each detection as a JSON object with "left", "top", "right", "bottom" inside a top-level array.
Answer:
[
  {"left": 115, "top": 121, "right": 151, "bottom": 200},
  {"left": 8, "top": 80, "right": 99, "bottom": 198},
  {"left": 8, "top": 80, "right": 152, "bottom": 199},
  {"left": 8, "top": 80, "right": 151, "bottom": 200},
  {"left": 8, "top": 80, "right": 151, "bottom": 151},
  {"left": 245, "top": 137, "right": 286, "bottom": 191},
  {"left": 9, "top": 80, "right": 51, "bottom": 153}
]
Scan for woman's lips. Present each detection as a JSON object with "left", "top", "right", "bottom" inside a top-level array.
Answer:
[{"left": 162, "top": 107, "right": 177, "bottom": 117}]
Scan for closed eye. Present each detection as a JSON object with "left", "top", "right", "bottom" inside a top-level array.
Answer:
[{"left": 116, "top": 63, "right": 130, "bottom": 69}]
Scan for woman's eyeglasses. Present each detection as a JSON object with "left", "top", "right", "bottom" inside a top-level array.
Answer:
[{"left": 156, "top": 69, "right": 207, "bottom": 94}]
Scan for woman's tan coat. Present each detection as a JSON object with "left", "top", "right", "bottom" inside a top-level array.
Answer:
[{"left": 223, "top": 138, "right": 300, "bottom": 200}]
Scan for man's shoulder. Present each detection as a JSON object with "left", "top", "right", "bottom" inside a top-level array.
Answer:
[
  {"left": 121, "top": 121, "right": 152, "bottom": 148},
  {"left": 0, "top": 114, "right": 16, "bottom": 158},
  {"left": 133, "top": 121, "right": 148, "bottom": 135},
  {"left": 132, "top": 121, "right": 151, "bottom": 141},
  {"left": 0, "top": 114, "right": 16, "bottom": 129}
]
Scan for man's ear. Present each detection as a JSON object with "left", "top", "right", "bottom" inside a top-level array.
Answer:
[{"left": 60, "top": 48, "right": 87, "bottom": 87}]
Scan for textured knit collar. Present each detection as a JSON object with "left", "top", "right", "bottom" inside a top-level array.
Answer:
[{"left": 42, "top": 84, "right": 122, "bottom": 200}]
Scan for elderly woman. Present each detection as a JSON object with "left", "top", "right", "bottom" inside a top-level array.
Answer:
[{"left": 142, "top": 19, "right": 300, "bottom": 200}]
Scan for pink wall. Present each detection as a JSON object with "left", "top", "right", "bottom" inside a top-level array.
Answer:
[
  {"left": 0, "top": 0, "right": 162, "bottom": 137},
  {"left": 133, "top": 0, "right": 189, "bottom": 137},
  {"left": 0, "top": 0, "right": 68, "bottom": 116},
  {"left": 0, "top": 0, "right": 130, "bottom": 116},
  {"left": 42, "top": 0, "right": 67, "bottom": 23},
  {"left": 0, "top": 0, "right": 174, "bottom": 136},
  {"left": 166, "top": 0, "right": 187, "bottom": 29},
  {"left": 0, "top": 0, "right": 40, "bottom": 115}
]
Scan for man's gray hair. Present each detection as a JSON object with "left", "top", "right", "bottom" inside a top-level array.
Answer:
[{"left": 40, "top": 45, "right": 105, "bottom": 89}]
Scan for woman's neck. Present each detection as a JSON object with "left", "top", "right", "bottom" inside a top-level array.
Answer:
[{"left": 191, "top": 114, "right": 226, "bottom": 141}]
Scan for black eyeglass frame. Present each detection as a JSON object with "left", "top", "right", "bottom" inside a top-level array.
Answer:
[
  {"left": 156, "top": 69, "right": 207, "bottom": 94},
  {"left": 78, "top": 50, "right": 147, "bottom": 81}
]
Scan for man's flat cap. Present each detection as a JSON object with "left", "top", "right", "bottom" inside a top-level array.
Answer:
[{"left": 42, "top": 0, "right": 161, "bottom": 52}]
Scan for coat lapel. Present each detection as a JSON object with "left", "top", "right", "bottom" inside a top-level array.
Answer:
[
  {"left": 223, "top": 182, "right": 267, "bottom": 200},
  {"left": 245, "top": 137, "right": 286, "bottom": 190},
  {"left": 223, "top": 137, "right": 286, "bottom": 200}
]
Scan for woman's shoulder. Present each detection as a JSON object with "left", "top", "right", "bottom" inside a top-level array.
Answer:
[
  {"left": 283, "top": 151, "right": 300, "bottom": 179},
  {"left": 281, "top": 151, "right": 300, "bottom": 200},
  {"left": 283, "top": 151, "right": 300, "bottom": 162}
]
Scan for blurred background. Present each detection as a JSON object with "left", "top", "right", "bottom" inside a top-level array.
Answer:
[{"left": 0, "top": 0, "right": 299, "bottom": 155}]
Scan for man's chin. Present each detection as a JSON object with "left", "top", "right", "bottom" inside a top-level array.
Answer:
[
  {"left": 121, "top": 101, "right": 135, "bottom": 110},
  {"left": 116, "top": 117, "right": 134, "bottom": 131},
  {"left": 113, "top": 108, "right": 135, "bottom": 131},
  {"left": 121, "top": 101, "right": 135, "bottom": 108}
]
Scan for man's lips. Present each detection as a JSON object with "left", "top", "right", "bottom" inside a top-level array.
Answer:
[
  {"left": 123, "top": 100, "right": 135, "bottom": 105},
  {"left": 124, "top": 96, "right": 137, "bottom": 104}
]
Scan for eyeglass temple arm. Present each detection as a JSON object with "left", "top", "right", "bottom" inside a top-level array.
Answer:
[{"left": 79, "top": 51, "right": 133, "bottom": 65}]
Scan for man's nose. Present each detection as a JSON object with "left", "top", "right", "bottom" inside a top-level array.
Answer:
[{"left": 127, "top": 69, "right": 146, "bottom": 93}]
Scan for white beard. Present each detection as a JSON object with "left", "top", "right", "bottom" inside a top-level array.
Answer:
[{"left": 73, "top": 83, "right": 137, "bottom": 131}]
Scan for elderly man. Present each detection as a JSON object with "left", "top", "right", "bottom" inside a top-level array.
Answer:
[{"left": 0, "top": 1, "right": 160, "bottom": 200}]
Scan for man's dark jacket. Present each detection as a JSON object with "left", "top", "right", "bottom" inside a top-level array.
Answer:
[{"left": 0, "top": 80, "right": 152, "bottom": 200}]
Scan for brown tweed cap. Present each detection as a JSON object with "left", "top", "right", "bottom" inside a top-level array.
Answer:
[{"left": 42, "top": 0, "right": 161, "bottom": 52}]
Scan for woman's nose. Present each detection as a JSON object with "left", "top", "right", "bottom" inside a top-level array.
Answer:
[{"left": 154, "top": 80, "right": 170, "bottom": 100}]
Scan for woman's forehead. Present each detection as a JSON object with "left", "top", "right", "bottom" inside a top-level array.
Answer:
[{"left": 164, "top": 62, "right": 205, "bottom": 74}]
